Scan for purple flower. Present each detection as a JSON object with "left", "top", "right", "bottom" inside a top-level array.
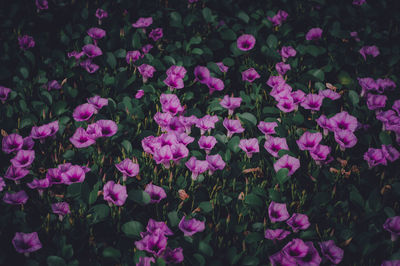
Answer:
[
  {"left": 141, "top": 44, "right": 153, "bottom": 55},
  {"left": 51, "top": 202, "right": 70, "bottom": 221},
  {"left": 267, "top": 75, "right": 286, "bottom": 89},
  {"left": 149, "top": 28, "right": 163, "bottom": 41},
  {"left": 2, "top": 133, "right": 23, "bottom": 154},
  {"left": 10, "top": 150, "right": 35, "bottom": 168},
  {"left": 80, "top": 59, "right": 99, "bottom": 73},
  {"left": 164, "top": 74, "right": 184, "bottom": 90},
  {"left": 207, "top": 77, "right": 224, "bottom": 95},
  {"left": 319, "top": 89, "right": 341, "bottom": 100},
  {"left": 194, "top": 66, "right": 211, "bottom": 84},
  {"left": 61, "top": 165, "right": 85, "bottom": 185},
  {"left": 30, "top": 124, "right": 51, "bottom": 140},
  {"left": 268, "top": 10, "right": 289, "bottom": 26},
  {"left": 18, "top": 35, "right": 35, "bottom": 50},
  {"left": 145, "top": 183, "right": 167, "bottom": 204},
  {"left": 358, "top": 77, "right": 379, "bottom": 96},
  {"left": 46, "top": 168, "right": 62, "bottom": 185},
  {"left": 297, "top": 131, "right": 322, "bottom": 151},
  {"left": 264, "top": 229, "right": 291, "bottom": 240},
  {"left": 115, "top": 159, "right": 139, "bottom": 180},
  {"left": 132, "top": 17, "right": 153, "bottom": 28},
  {"left": 282, "top": 238, "right": 309, "bottom": 262},
  {"left": 12, "top": 232, "right": 42, "bottom": 254},
  {"left": 277, "top": 97, "right": 297, "bottom": 113},
  {"left": 364, "top": 148, "right": 387, "bottom": 168},
  {"left": 153, "top": 145, "right": 173, "bottom": 168},
  {"left": 4, "top": 165, "right": 29, "bottom": 182},
  {"left": 367, "top": 94, "right": 387, "bottom": 110},
  {"left": 306, "top": 28, "right": 323, "bottom": 41},
  {"left": 185, "top": 156, "right": 208, "bottom": 180},
  {"left": 310, "top": 144, "right": 331, "bottom": 162},
  {"left": 350, "top": 31, "right": 361, "bottom": 41},
  {"left": 329, "top": 111, "right": 358, "bottom": 132},
  {"left": 0, "top": 177, "right": 5, "bottom": 192},
  {"left": 68, "top": 50, "right": 84, "bottom": 60},
  {"left": 95, "top": 8, "right": 108, "bottom": 20},
  {"left": 103, "top": 181, "right": 128, "bottom": 206},
  {"left": 196, "top": 115, "right": 219, "bottom": 135},
  {"left": 239, "top": 138, "right": 259, "bottom": 158},
  {"left": 275, "top": 62, "right": 291, "bottom": 75},
  {"left": 138, "top": 64, "right": 156, "bottom": 82},
  {"left": 22, "top": 137, "right": 34, "bottom": 150},
  {"left": 0, "top": 86, "right": 12, "bottom": 103},
  {"left": 384, "top": 216, "right": 400, "bottom": 241},
  {"left": 96, "top": 120, "right": 118, "bottom": 137},
  {"left": 82, "top": 44, "right": 102, "bottom": 58},
  {"left": 87, "top": 28, "right": 106, "bottom": 40},
  {"left": 359, "top": 45, "right": 380, "bottom": 60},
  {"left": 70, "top": 128, "right": 96, "bottom": 148},
  {"left": 237, "top": 34, "right": 256, "bottom": 51},
  {"left": 353, "top": 0, "right": 366, "bottom": 5},
  {"left": 319, "top": 240, "right": 344, "bottom": 264},
  {"left": 268, "top": 201, "right": 290, "bottom": 222},
  {"left": 334, "top": 130, "right": 357, "bottom": 151},
  {"left": 135, "top": 90, "right": 145, "bottom": 99},
  {"left": 198, "top": 136, "right": 217, "bottom": 154},
  {"left": 126, "top": 50, "right": 141, "bottom": 64},
  {"left": 167, "top": 65, "right": 187, "bottom": 79},
  {"left": 382, "top": 144, "right": 400, "bottom": 162},
  {"left": 135, "top": 228, "right": 167, "bottom": 256},
  {"left": 160, "top": 93, "right": 184, "bottom": 116},
  {"left": 292, "top": 90, "right": 306, "bottom": 104},
  {"left": 377, "top": 78, "right": 396, "bottom": 92},
  {"left": 382, "top": 260, "right": 400, "bottom": 266},
  {"left": 3, "top": 190, "right": 29, "bottom": 205},
  {"left": 206, "top": 154, "right": 226, "bottom": 175},
  {"left": 220, "top": 95, "right": 242, "bottom": 115},
  {"left": 162, "top": 247, "right": 184, "bottom": 264},
  {"left": 137, "top": 256, "right": 155, "bottom": 266},
  {"left": 35, "top": 0, "right": 48, "bottom": 10},
  {"left": 171, "top": 143, "right": 189, "bottom": 163},
  {"left": 242, "top": 68, "right": 260, "bottom": 83},
  {"left": 87, "top": 95, "right": 108, "bottom": 112},
  {"left": 280, "top": 46, "right": 297, "bottom": 60},
  {"left": 264, "top": 136, "right": 289, "bottom": 157},
  {"left": 47, "top": 80, "right": 61, "bottom": 91},
  {"left": 73, "top": 103, "right": 96, "bottom": 122},
  {"left": 274, "top": 154, "right": 300, "bottom": 176},
  {"left": 301, "top": 93, "right": 324, "bottom": 111},
  {"left": 216, "top": 62, "right": 229, "bottom": 73},
  {"left": 85, "top": 123, "right": 102, "bottom": 140},
  {"left": 286, "top": 213, "right": 310, "bottom": 232},
  {"left": 258, "top": 121, "right": 278, "bottom": 135},
  {"left": 178, "top": 216, "right": 205, "bottom": 236},
  {"left": 146, "top": 219, "right": 173, "bottom": 236},
  {"left": 223, "top": 118, "right": 245, "bottom": 138},
  {"left": 269, "top": 251, "right": 294, "bottom": 265},
  {"left": 299, "top": 241, "right": 322, "bottom": 265}
]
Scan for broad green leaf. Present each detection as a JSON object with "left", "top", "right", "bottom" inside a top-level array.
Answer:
[
  {"left": 276, "top": 168, "right": 290, "bottom": 184},
  {"left": 122, "top": 221, "right": 144, "bottom": 238}
]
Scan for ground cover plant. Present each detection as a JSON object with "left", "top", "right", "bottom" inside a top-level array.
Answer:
[{"left": 1, "top": 0, "right": 400, "bottom": 265}]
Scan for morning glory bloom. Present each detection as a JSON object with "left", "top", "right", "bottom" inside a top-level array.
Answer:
[
  {"left": 216, "top": 62, "right": 229, "bottom": 73},
  {"left": 280, "top": 46, "right": 297, "bottom": 60},
  {"left": 305, "top": 27, "right": 323, "bottom": 41},
  {"left": 149, "top": 28, "right": 163, "bottom": 41},
  {"left": 196, "top": 115, "right": 219, "bottom": 135},
  {"left": 3, "top": 190, "right": 29, "bottom": 205},
  {"left": 135, "top": 228, "right": 167, "bottom": 256},
  {"left": 198, "top": 136, "right": 217, "bottom": 154},
  {"left": 297, "top": 131, "right": 323, "bottom": 151},
  {"left": 47, "top": 80, "right": 61, "bottom": 91},
  {"left": 82, "top": 44, "right": 103, "bottom": 58},
  {"left": 138, "top": 64, "right": 156, "bottom": 82},
  {"left": 383, "top": 216, "right": 400, "bottom": 241},
  {"left": 367, "top": 94, "right": 387, "bottom": 110},
  {"left": 286, "top": 213, "right": 311, "bottom": 232},
  {"left": 2, "top": 133, "right": 23, "bottom": 154},
  {"left": 319, "top": 240, "right": 344, "bottom": 264},
  {"left": 310, "top": 144, "right": 331, "bottom": 163},
  {"left": 51, "top": 202, "right": 71, "bottom": 221},
  {"left": 264, "top": 229, "right": 291, "bottom": 241},
  {"left": 334, "top": 130, "right": 357, "bottom": 151},
  {"left": 275, "top": 62, "right": 291, "bottom": 75},
  {"left": 4, "top": 165, "right": 29, "bottom": 183},
  {"left": 27, "top": 178, "right": 50, "bottom": 196},
  {"left": 35, "top": 0, "right": 48, "bottom": 10},
  {"left": 87, "top": 28, "right": 106, "bottom": 42},
  {"left": 12, "top": 232, "right": 42, "bottom": 254},
  {"left": 329, "top": 111, "right": 358, "bottom": 132},
  {"left": 103, "top": 181, "right": 128, "bottom": 206},
  {"left": 223, "top": 118, "right": 245, "bottom": 138},
  {"left": 267, "top": 10, "right": 289, "bottom": 26},
  {"left": 382, "top": 144, "right": 400, "bottom": 162},
  {"left": 10, "top": 150, "right": 35, "bottom": 168},
  {"left": 80, "top": 59, "right": 99, "bottom": 73},
  {"left": 132, "top": 17, "right": 153, "bottom": 28},
  {"left": 237, "top": 34, "right": 256, "bottom": 51},
  {"left": 153, "top": 145, "right": 173, "bottom": 168},
  {"left": 206, "top": 154, "right": 226, "bottom": 175},
  {"left": 207, "top": 77, "right": 224, "bottom": 95},
  {"left": 364, "top": 148, "right": 387, "bottom": 168},
  {"left": 258, "top": 121, "right": 278, "bottom": 136},
  {"left": 61, "top": 165, "right": 85, "bottom": 185},
  {"left": 359, "top": 45, "right": 380, "bottom": 60},
  {"left": 115, "top": 159, "right": 139, "bottom": 181},
  {"left": 220, "top": 95, "right": 242, "bottom": 115},
  {"left": 126, "top": 50, "right": 141, "bottom": 64},
  {"left": 301, "top": 93, "right": 325, "bottom": 111},
  {"left": 146, "top": 218, "right": 173, "bottom": 236},
  {"left": 95, "top": 8, "right": 108, "bottom": 20},
  {"left": 238, "top": 138, "right": 259, "bottom": 158},
  {"left": 241, "top": 68, "right": 260, "bottom": 83},
  {"left": 0, "top": 86, "right": 12, "bottom": 103},
  {"left": 144, "top": 183, "right": 167, "bottom": 204},
  {"left": 268, "top": 201, "right": 290, "bottom": 222},
  {"left": 70, "top": 128, "right": 96, "bottom": 148},
  {"left": 160, "top": 93, "right": 184, "bottom": 116},
  {"left": 18, "top": 35, "right": 35, "bottom": 50},
  {"left": 178, "top": 216, "right": 205, "bottom": 236},
  {"left": 264, "top": 136, "right": 289, "bottom": 157},
  {"left": 274, "top": 154, "right": 300, "bottom": 176},
  {"left": 87, "top": 95, "right": 108, "bottom": 112},
  {"left": 162, "top": 247, "right": 184, "bottom": 264},
  {"left": 185, "top": 156, "right": 208, "bottom": 180},
  {"left": 96, "top": 120, "right": 118, "bottom": 137},
  {"left": 282, "top": 238, "right": 309, "bottom": 262},
  {"left": 194, "top": 66, "right": 211, "bottom": 84}
]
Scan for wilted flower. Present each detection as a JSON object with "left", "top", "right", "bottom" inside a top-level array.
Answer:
[
  {"left": 297, "top": 131, "right": 322, "bottom": 151},
  {"left": 194, "top": 66, "right": 210, "bottom": 84},
  {"left": 198, "top": 136, "right": 217, "bottom": 154},
  {"left": 223, "top": 118, "right": 245, "bottom": 138},
  {"left": 367, "top": 94, "right": 387, "bottom": 110},
  {"left": 216, "top": 62, "right": 229, "bottom": 73},
  {"left": 383, "top": 216, "right": 400, "bottom": 241},
  {"left": 241, "top": 68, "right": 260, "bottom": 83},
  {"left": 359, "top": 45, "right": 380, "bottom": 60},
  {"left": 18, "top": 35, "right": 35, "bottom": 50},
  {"left": 145, "top": 183, "right": 167, "bottom": 203},
  {"left": 149, "top": 28, "right": 163, "bottom": 41},
  {"left": 207, "top": 77, "right": 224, "bottom": 95},
  {"left": 268, "top": 10, "right": 288, "bottom": 26},
  {"left": 61, "top": 165, "right": 85, "bottom": 185},
  {"left": 135, "top": 90, "right": 145, "bottom": 99},
  {"left": 220, "top": 95, "right": 242, "bottom": 115},
  {"left": 178, "top": 216, "right": 205, "bottom": 236},
  {"left": 2, "top": 133, "right": 23, "bottom": 154},
  {"left": 96, "top": 120, "right": 118, "bottom": 137},
  {"left": 286, "top": 213, "right": 310, "bottom": 232},
  {"left": 319, "top": 240, "right": 344, "bottom": 264},
  {"left": 12, "top": 232, "right": 42, "bottom": 254},
  {"left": 27, "top": 178, "right": 50, "bottom": 196},
  {"left": 132, "top": 17, "right": 153, "bottom": 28},
  {"left": 237, "top": 34, "right": 256, "bottom": 51},
  {"left": 82, "top": 44, "right": 102, "bottom": 58},
  {"left": 274, "top": 154, "right": 300, "bottom": 176},
  {"left": 264, "top": 137, "right": 289, "bottom": 157},
  {"left": 264, "top": 229, "right": 291, "bottom": 241},
  {"left": 185, "top": 156, "right": 208, "bottom": 180},
  {"left": 51, "top": 202, "right": 71, "bottom": 221},
  {"left": 206, "top": 154, "right": 226, "bottom": 175},
  {"left": 103, "top": 181, "right": 128, "bottom": 206},
  {"left": 239, "top": 138, "right": 259, "bottom": 158},
  {"left": 35, "top": 0, "right": 48, "bottom": 10},
  {"left": 306, "top": 27, "right": 323, "bottom": 41},
  {"left": 268, "top": 201, "right": 290, "bottom": 222},
  {"left": 3, "top": 190, "right": 29, "bottom": 205}
]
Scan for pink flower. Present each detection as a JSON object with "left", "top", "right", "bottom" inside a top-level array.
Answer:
[
  {"left": 274, "top": 154, "right": 300, "bottom": 176},
  {"left": 264, "top": 137, "right": 289, "bottom": 157},
  {"left": 296, "top": 131, "right": 322, "bottom": 151},
  {"left": 70, "top": 128, "right": 96, "bottom": 148},
  {"left": 103, "top": 181, "right": 128, "bottom": 206},
  {"left": 275, "top": 62, "right": 291, "bottom": 75},
  {"left": 334, "top": 130, "right": 357, "bottom": 151},
  {"left": 178, "top": 216, "right": 205, "bottom": 236},
  {"left": 305, "top": 28, "right": 323, "bottom": 41},
  {"left": 96, "top": 120, "right": 118, "bottom": 137},
  {"left": 329, "top": 111, "right": 358, "bottom": 132},
  {"left": 359, "top": 45, "right": 380, "bottom": 60},
  {"left": 126, "top": 50, "right": 141, "bottom": 64},
  {"left": 220, "top": 95, "right": 242, "bottom": 115},
  {"left": 61, "top": 165, "right": 85, "bottom": 185},
  {"left": 87, "top": 27, "right": 106, "bottom": 40},
  {"left": 95, "top": 8, "right": 108, "bottom": 20},
  {"left": 35, "top": 0, "right": 48, "bottom": 10},
  {"left": 353, "top": 0, "right": 366, "bottom": 5},
  {"left": 267, "top": 10, "right": 289, "bottom": 26},
  {"left": 87, "top": 95, "right": 108, "bottom": 111},
  {"left": 164, "top": 74, "right": 184, "bottom": 90},
  {"left": 310, "top": 144, "right": 331, "bottom": 162},
  {"left": 364, "top": 148, "right": 387, "bottom": 168},
  {"left": 286, "top": 213, "right": 310, "bottom": 232},
  {"left": 10, "top": 150, "right": 35, "bottom": 168},
  {"left": 154, "top": 145, "right": 173, "bottom": 168},
  {"left": 367, "top": 94, "right": 387, "bottom": 110},
  {"left": 300, "top": 94, "right": 324, "bottom": 111},
  {"left": 115, "top": 159, "right": 139, "bottom": 180},
  {"left": 194, "top": 66, "right": 211, "bottom": 84},
  {"left": 319, "top": 89, "right": 341, "bottom": 100},
  {"left": 207, "top": 77, "right": 224, "bottom": 94},
  {"left": 160, "top": 93, "right": 184, "bottom": 115},
  {"left": 223, "top": 118, "right": 245, "bottom": 138},
  {"left": 85, "top": 123, "right": 102, "bottom": 141},
  {"left": 258, "top": 121, "right": 278, "bottom": 136},
  {"left": 268, "top": 201, "right": 290, "bottom": 222},
  {"left": 138, "top": 64, "right": 156, "bottom": 82},
  {"left": 135, "top": 90, "right": 145, "bottom": 99},
  {"left": 144, "top": 183, "right": 167, "bottom": 203},
  {"left": 241, "top": 68, "right": 260, "bottom": 83},
  {"left": 2, "top": 133, "right": 23, "bottom": 154},
  {"left": 12, "top": 232, "right": 42, "bottom": 254},
  {"left": 238, "top": 138, "right": 259, "bottom": 158},
  {"left": 216, "top": 62, "right": 228, "bottom": 73},
  {"left": 18, "top": 35, "right": 35, "bottom": 50},
  {"left": 51, "top": 202, "right": 71, "bottom": 221},
  {"left": 3, "top": 190, "right": 29, "bottom": 205},
  {"left": 319, "top": 240, "right": 344, "bottom": 264},
  {"left": 291, "top": 90, "right": 306, "bottom": 104},
  {"left": 264, "top": 229, "right": 291, "bottom": 241},
  {"left": 82, "top": 44, "right": 102, "bottom": 58},
  {"left": 0, "top": 86, "right": 12, "bottom": 103},
  {"left": 185, "top": 156, "right": 208, "bottom": 180},
  {"left": 206, "top": 154, "right": 226, "bottom": 175},
  {"left": 73, "top": 103, "right": 96, "bottom": 122},
  {"left": 132, "top": 17, "right": 153, "bottom": 28},
  {"left": 27, "top": 178, "right": 51, "bottom": 196},
  {"left": 149, "top": 28, "right": 163, "bottom": 41},
  {"left": 198, "top": 136, "right": 217, "bottom": 154},
  {"left": 237, "top": 34, "right": 256, "bottom": 51},
  {"left": 196, "top": 115, "right": 219, "bottom": 135},
  {"left": 4, "top": 165, "right": 29, "bottom": 182},
  {"left": 382, "top": 144, "right": 400, "bottom": 162},
  {"left": 280, "top": 46, "right": 297, "bottom": 60},
  {"left": 80, "top": 59, "right": 99, "bottom": 73}
]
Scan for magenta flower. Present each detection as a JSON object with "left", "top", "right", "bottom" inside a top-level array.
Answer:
[
  {"left": 350, "top": 31, "right": 361, "bottom": 42},
  {"left": 196, "top": 115, "right": 219, "bottom": 135},
  {"left": 353, "top": 0, "right": 366, "bottom": 5},
  {"left": 291, "top": 90, "right": 306, "bottom": 105},
  {"left": 178, "top": 216, "right": 205, "bottom": 236},
  {"left": 145, "top": 183, "right": 167, "bottom": 203},
  {"left": 286, "top": 213, "right": 310, "bottom": 232},
  {"left": 3, "top": 190, "right": 28, "bottom": 205},
  {"left": 299, "top": 242, "right": 322, "bottom": 265},
  {"left": 167, "top": 65, "right": 187, "bottom": 78},
  {"left": 268, "top": 10, "right": 289, "bottom": 26},
  {"left": 264, "top": 229, "right": 291, "bottom": 241},
  {"left": 329, "top": 111, "right": 358, "bottom": 132},
  {"left": 170, "top": 143, "right": 188, "bottom": 162},
  {"left": 377, "top": 78, "right": 396, "bottom": 92},
  {"left": 316, "top": 115, "right": 332, "bottom": 136},
  {"left": 82, "top": 44, "right": 102, "bottom": 58},
  {"left": 132, "top": 17, "right": 153, "bottom": 28},
  {"left": 185, "top": 156, "right": 208, "bottom": 180},
  {"left": 162, "top": 247, "right": 184, "bottom": 264},
  {"left": 258, "top": 121, "right": 278, "bottom": 136},
  {"left": 382, "top": 260, "right": 400, "bottom": 266},
  {"left": 87, "top": 27, "right": 106, "bottom": 41},
  {"left": 268, "top": 201, "right": 290, "bottom": 222},
  {"left": 242, "top": 68, "right": 260, "bottom": 83},
  {"left": 198, "top": 136, "right": 217, "bottom": 154},
  {"left": 95, "top": 8, "right": 108, "bottom": 20},
  {"left": 319, "top": 89, "right": 341, "bottom": 100},
  {"left": 383, "top": 216, "right": 400, "bottom": 241},
  {"left": 96, "top": 120, "right": 118, "bottom": 137},
  {"left": 153, "top": 145, "right": 173, "bottom": 168},
  {"left": 176, "top": 132, "right": 195, "bottom": 145},
  {"left": 135, "top": 229, "right": 167, "bottom": 256},
  {"left": 141, "top": 44, "right": 153, "bottom": 55},
  {"left": 264, "top": 137, "right": 289, "bottom": 158},
  {"left": 239, "top": 138, "right": 259, "bottom": 158},
  {"left": 85, "top": 123, "right": 102, "bottom": 140},
  {"left": 51, "top": 202, "right": 71, "bottom": 221},
  {"left": 135, "top": 90, "right": 145, "bottom": 99},
  {"left": 267, "top": 75, "right": 286, "bottom": 89},
  {"left": 216, "top": 62, "right": 229, "bottom": 73},
  {"left": 164, "top": 74, "right": 184, "bottom": 90},
  {"left": 223, "top": 118, "right": 245, "bottom": 138},
  {"left": 70, "top": 127, "right": 96, "bottom": 148},
  {"left": 382, "top": 145, "right": 400, "bottom": 162},
  {"left": 310, "top": 144, "right": 331, "bottom": 162},
  {"left": 4, "top": 165, "right": 29, "bottom": 182},
  {"left": 68, "top": 50, "right": 84, "bottom": 60},
  {"left": 280, "top": 46, "right": 297, "bottom": 60},
  {"left": 12, "top": 232, "right": 42, "bottom": 254},
  {"left": 274, "top": 154, "right": 300, "bottom": 176},
  {"left": 154, "top": 112, "right": 173, "bottom": 131},
  {"left": 220, "top": 95, "right": 242, "bottom": 115},
  {"left": 22, "top": 137, "right": 34, "bottom": 151},
  {"left": 115, "top": 159, "right": 139, "bottom": 181},
  {"left": 46, "top": 80, "right": 61, "bottom": 91},
  {"left": 2, "top": 133, "right": 23, "bottom": 154},
  {"left": 359, "top": 45, "right": 380, "bottom": 60},
  {"left": 334, "top": 130, "right": 357, "bottom": 150},
  {"left": 306, "top": 28, "right": 323, "bottom": 41},
  {"left": 282, "top": 238, "right": 309, "bottom": 262},
  {"left": 61, "top": 165, "right": 85, "bottom": 185},
  {"left": 46, "top": 168, "right": 62, "bottom": 185},
  {"left": 364, "top": 148, "right": 387, "bottom": 168},
  {"left": 160, "top": 93, "right": 184, "bottom": 116},
  {"left": 277, "top": 97, "right": 296, "bottom": 113},
  {"left": 0, "top": 86, "right": 12, "bottom": 103},
  {"left": 319, "top": 240, "right": 344, "bottom": 264},
  {"left": 207, "top": 77, "right": 224, "bottom": 94},
  {"left": 296, "top": 131, "right": 322, "bottom": 151},
  {"left": 358, "top": 77, "right": 379, "bottom": 96},
  {"left": 103, "top": 181, "right": 128, "bottom": 206},
  {"left": 0, "top": 177, "right": 5, "bottom": 192},
  {"left": 35, "top": 0, "right": 48, "bottom": 10},
  {"left": 18, "top": 35, "right": 35, "bottom": 50},
  {"left": 80, "top": 59, "right": 99, "bottom": 73},
  {"left": 367, "top": 94, "right": 387, "bottom": 110},
  {"left": 206, "top": 154, "right": 226, "bottom": 175},
  {"left": 30, "top": 124, "right": 51, "bottom": 140},
  {"left": 269, "top": 251, "right": 294, "bottom": 265},
  {"left": 73, "top": 103, "right": 96, "bottom": 122},
  {"left": 301, "top": 93, "right": 324, "bottom": 111},
  {"left": 87, "top": 95, "right": 108, "bottom": 112},
  {"left": 149, "top": 28, "right": 163, "bottom": 41},
  {"left": 275, "top": 62, "right": 291, "bottom": 75},
  {"left": 10, "top": 150, "right": 35, "bottom": 168},
  {"left": 146, "top": 219, "right": 173, "bottom": 236},
  {"left": 138, "top": 64, "right": 156, "bottom": 82},
  {"left": 237, "top": 34, "right": 256, "bottom": 51},
  {"left": 137, "top": 256, "right": 155, "bottom": 266},
  {"left": 194, "top": 66, "right": 211, "bottom": 84},
  {"left": 126, "top": 50, "right": 141, "bottom": 64}
]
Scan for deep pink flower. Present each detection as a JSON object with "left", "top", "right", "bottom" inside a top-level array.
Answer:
[
  {"left": 164, "top": 74, "right": 184, "bottom": 90},
  {"left": 237, "top": 34, "right": 256, "bottom": 51},
  {"left": 162, "top": 247, "right": 184, "bottom": 264},
  {"left": 96, "top": 120, "right": 118, "bottom": 137},
  {"left": 135, "top": 228, "right": 167, "bottom": 256},
  {"left": 319, "top": 240, "right": 344, "bottom": 264},
  {"left": 178, "top": 216, "right": 205, "bottom": 236},
  {"left": 268, "top": 201, "right": 290, "bottom": 222},
  {"left": 194, "top": 66, "right": 211, "bottom": 84},
  {"left": 35, "top": 0, "right": 48, "bottom": 10},
  {"left": 220, "top": 95, "right": 242, "bottom": 115},
  {"left": 296, "top": 131, "right": 322, "bottom": 151},
  {"left": 185, "top": 156, "right": 208, "bottom": 180},
  {"left": 306, "top": 28, "right": 323, "bottom": 41},
  {"left": 12, "top": 232, "right": 42, "bottom": 254},
  {"left": 367, "top": 94, "right": 387, "bottom": 110},
  {"left": 264, "top": 229, "right": 291, "bottom": 241},
  {"left": 0, "top": 177, "right": 5, "bottom": 192},
  {"left": 51, "top": 202, "right": 71, "bottom": 221},
  {"left": 4, "top": 165, "right": 29, "bottom": 182},
  {"left": 358, "top": 77, "right": 379, "bottom": 96},
  {"left": 138, "top": 64, "right": 156, "bottom": 82},
  {"left": 70, "top": 128, "right": 96, "bottom": 148},
  {"left": 223, "top": 118, "right": 245, "bottom": 138},
  {"left": 382, "top": 144, "right": 400, "bottom": 162},
  {"left": 166, "top": 66, "right": 186, "bottom": 79},
  {"left": 264, "top": 137, "right": 289, "bottom": 157},
  {"left": 82, "top": 44, "right": 102, "bottom": 58},
  {"left": 30, "top": 124, "right": 51, "bottom": 140},
  {"left": 359, "top": 45, "right": 379, "bottom": 60},
  {"left": 198, "top": 136, "right": 217, "bottom": 154},
  {"left": 350, "top": 31, "right": 360, "bottom": 42},
  {"left": 176, "top": 132, "right": 195, "bottom": 145},
  {"left": 154, "top": 112, "right": 173, "bottom": 131},
  {"left": 171, "top": 143, "right": 189, "bottom": 162},
  {"left": 377, "top": 78, "right": 396, "bottom": 92},
  {"left": 216, "top": 62, "right": 229, "bottom": 73},
  {"left": 47, "top": 80, "right": 61, "bottom": 91},
  {"left": 146, "top": 219, "right": 173, "bottom": 235},
  {"left": 61, "top": 165, "right": 85, "bottom": 185},
  {"left": 269, "top": 251, "right": 295, "bottom": 265},
  {"left": 319, "top": 89, "right": 341, "bottom": 100},
  {"left": 132, "top": 17, "right": 153, "bottom": 28},
  {"left": 68, "top": 51, "right": 84, "bottom": 60},
  {"left": 301, "top": 93, "right": 324, "bottom": 111},
  {"left": 238, "top": 138, "right": 259, "bottom": 158},
  {"left": 207, "top": 77, "right": 224, "bottom": 94},
  {"left": 329, "top": 111, "right": 358, "bottom": 132},
  {"left": 334, "top": 130, "right": 357, "bottom": 150},
  {"left": 274, "top": 154, "right": 300, "bottom": 176},
  {"left": 299, "top": 241, "right": 322, "bottom": 265},
  {"left": 126, "top": 50, "right": 141, "bottom": 64},
  {"left": 258, "top": 121, "right": 278, "bottom": 136},
  {"left": 160, "top": 93, "right": 184, "bottom": 115},
  {"left": 95, "top": 8, "right": 108, "bottom": 20},
  {"left": 22, "top": 137, "right": 34, "bottom": 150},
  {"left": 353, "top": 0, "right": 366, "bottom": 5},
  {"left": 2, "top": 133, "right": 23, "bottom": 154},
  {"left": 115, "top": 159, "right": 139, "bottom": 180},
  {"left": 241, "top": 68, "right": 260, "bottom": 83},
  {"left": 268, "top": 10, "right": 289, "bottom": 26},
  {"left": 3, "top": 190, "right": 28, "bottom": 205},
  {"left": 135, "top": 90, "right": 145, "bottom": 99},
  {"left": 10, "top": 150, "right": 35, "bottom": 168},
  {"left": 87, "top": 95, "right": 108, "bottom": 111},
  {"left": 310, "top": 144, "right": 331, "bottom": 162},
  {"left": 27, "top": 178, "right": 50, "bottom": 196},
  {"left": 196, "top": 115, "right": 219, "bottom": 135},
  {"left": 206, "top": 154, "right": 226, "bottom": 175},
  {"left": 149, "top": 28, "right": 163, "bottom": 41},
  {"left": 141, "top": 44, "right": 153, "bottom": 55},
  {"left": 282, "top": 238, "right": 309, "bottom": 261},
  {"left": 87, "top": 28, "right": 106, "bottom": 40},
  {"left": 267, "top": 75, "right": 286, "bottom": 89},
  {"left": 364, "top": 148, "right": 387, "bottom": 168},
  {"left": 145, "top": 183, "right": 167, "bottom": 203},
  {"left": 275, "top": 62, "right": 291, "bottom": 75},
  {"left": 280, "top": 46, "right": 297, "bottom": 60},
  {"left": 85, "top": 123, "right": 102, "bottom": 139},
  {"left": 384, "top": 216, "right": 400, "bottom": 241},
  {"left": 286, "top": 213, "right": 310, "bottom": 232},
  {"left": 18, "top": 35, "right": 35, "bottom": 50},
  {"left": 103, "top": 181, "right": 128, "bottom": 206},
  {"left": 291, "top": 90, "right": 306, "bottom": 104},
  {"left": 0, "top": 86, "right": 12, "bottom": 103},
  {"left": 73, "top": 103, "right": 96, "bottom": 122},
  {"left": 80, "top": 59, "right": 99, "bottom": 73},
  {"left": 153, "top": 145, "right": 173, "bottom": 168}
]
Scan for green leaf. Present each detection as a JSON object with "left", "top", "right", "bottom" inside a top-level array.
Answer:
[
  {"left": 220, "top": 29, "right": 237, "bottom": 41},
  {"left": 228, "top": 136, "right": 240, "bottom": 153},
  {"left": 121, "top": 140, "right": 133, "bottom": 154},
  {"left": 156, "top": 258, "right": 166, "bottom": 266},
  {"left": 199, "top": 241, "right": 214, "bottom": 257},
  {"left": 41, "top": 91, "right": 53, "bottom": 105},
  {"left": 54, "top": 101, "right": 68, "bottom": 116},
  {"left": 292, "top": 113, "right": 304, "bottom": 125},
  {"left": 202, "top": 8, "right": 213, "bottom": 23},
  {"left": 348, "top": 90, "right": 359, "bottom": 106},
  {"left": 379, "top": 131, "right": 392, "bottom": 145},
  {"left": 128, "top": 189, "right": 151, "bottom": 205},
  {"left": 199, "top": 201, "right": 213, "bottom": 213},
  {"left": 276, "top": 168, "right": 289, "bottom": 184},
  {"left": 238, "top": 112, "right": 257, "bottom": 126},
  {"left": 266, "top": 34, "right": 278, "bottom": 49},
  {"left": 193, "top": 253, "right": 206, "bottom": 266},
  {"left": 170, "top": 11, "right": 183, "bottom": 28},
  {"left": 47, "top": 256, "right": 66, "bottom": 266},
  {"left": 305, "top": 45, "right": 326, "bottom": 57},
  {"left": 168, "top": 211, "right": 180, "bottom": 227},
  {"left": 244, "top": 193, "right": 263, "bottom": 207},
  {"left": 122, "top": 221, "right": 144, "bottom": 238},
  {"left": 192, "top": 48, "right": 203, "bottom": 55},
  {"left": 106, "top": 52, "right": 117, "bottom": 69},
  {"left": 88, "top": 204, "right": 110, "bottom": 224},
  {"left": 20, "top": 67, "right": 29, "bottom": 79},
  {"left": 102, "top": 247, "right": 121, "bottom": 260},
  {"left": 307, "top": 69, "right": 325, "bottom": 81},
  {"left": 349, "top": 185, "right": 365, "bottom": 209},
  {"left": 237, "top": 11, "right": 250, "bottom": 23},
  {"left": 242, "top": 256, "right": 259, "bottom": 266},
  {"left": 114, "top": 49, "right": 126, "bottom": 58}
]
